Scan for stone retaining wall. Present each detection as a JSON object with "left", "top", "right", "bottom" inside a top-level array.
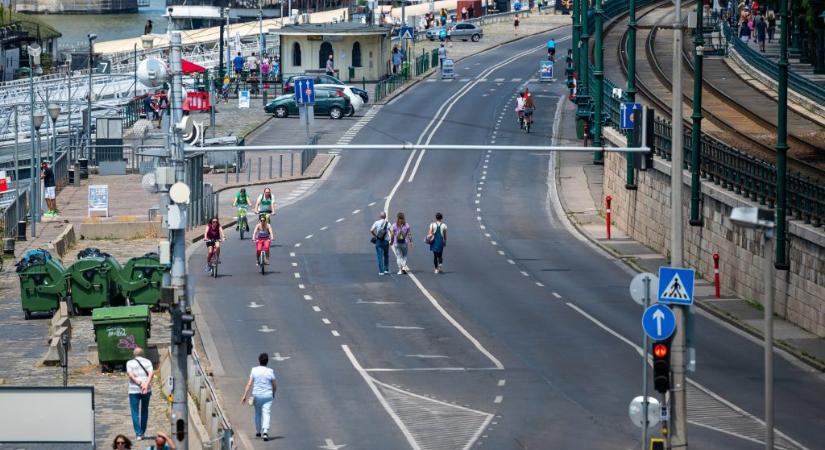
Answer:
[{"left": 602, "top": 129, "right": 825, "bottom": 337}]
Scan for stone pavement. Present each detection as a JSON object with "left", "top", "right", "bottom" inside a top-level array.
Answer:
[{"left": 554, "top": 97, "right": 825, "bottom": 370}]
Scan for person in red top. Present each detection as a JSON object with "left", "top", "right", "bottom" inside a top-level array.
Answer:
[{"left": 203, "top": 217, "right": 225, "bottom": 270}]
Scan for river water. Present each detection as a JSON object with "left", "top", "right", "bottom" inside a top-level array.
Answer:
[{"left": 37, "top": 0, "right": 168, "bottom": 50}]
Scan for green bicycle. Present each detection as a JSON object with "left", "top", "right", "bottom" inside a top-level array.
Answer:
[{"left": 237, "top": 206, "right": 250, "bottom": 240}]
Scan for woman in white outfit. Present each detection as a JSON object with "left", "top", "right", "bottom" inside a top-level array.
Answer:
[
  {"left": 390, "top": 212, "right": 413, "bottom": 274},
  {"left": 241, "top": 353, "right": 277, "bottom": 441}
]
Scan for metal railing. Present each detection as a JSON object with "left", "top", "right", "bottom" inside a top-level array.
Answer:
[
  {"left": 722, "top": 21, "right": 825, "bottom": 106},
  {"left": 1, "top": 188, "right": 28, "bottom": 239},
  {"left": 187, "top": 348, "right": 234, "bottom": 449}
]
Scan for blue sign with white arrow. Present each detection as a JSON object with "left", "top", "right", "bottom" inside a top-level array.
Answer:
[
  {"left": 294, "top": 76, "right": 315, "bottom": 105},
  {"left": 657, "top": 266, "right": 695, "bottom": 305},
  {"left": 642, "top": 303, "right": 676, "bottom": 340},
  {"left": 620, "top": 102, "right": 642, "bottom": 130}
]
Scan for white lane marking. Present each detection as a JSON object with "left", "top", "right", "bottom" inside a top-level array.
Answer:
[
  {"left": 289, "top": 252, "right": 296, "bottom": 257},
  {"left": 294, "top": 272, "right": 301, "bottom": 279},
  {"left": 248, "top": 302, "right": 264, "bottom": 308},
  {"left": 497, "top": 379, "right": 506, "bottom": 387},
  {"left": 480, "top": 225, "right": 486, "bottom": 230},
  {"left": 507, "top": 259, "right": 515, "bottom": 265},
  {"left": 494, "top": 395, "right": 503, "bottom": 404},
  {"left": 536, "top": 282, "right": 545, "bottom": 287},
  {"left": 496, "top": 250, "right": 504, "bottom": 255},
  {"left": 552, "top": 292, "right": 562, "bottom": 299},
  {"left": 272, "top": 352, "right": 291, "bottom": 362},
  {"left": 364, "top": 367, "right": 469, "bottom": 372},
  {"left": 258, "top": 325, "right": 275, "bottom": 333},
  {"left": 377, "top": 323, "right": 425, "bottom": 330},
  {"left": 320, "top": 226, "right": 328, "bottom": 231},
  {"left": 404, "top": 354, "right": 450, "bottom": 359},
  {"left": 356, "top": 298, "right": 401, "bottom": 305},
  {"left": 322, "top": 318, "right": 331, "bottom": 325},
  {"left": 304, "top": 295, "right": 313, "bottom": 301},
  {"left": 294, "top": 242, "right": 302, "bottom": 248},
  {"left": 336, "top": 217, "right": 345, "bottom": 223},
  {"left": 407, "top": 273, "right": 504, "bottom": 370},
  {"left": 476, "top": 216, "right": 482, "bottom": 221},
  {"left": 384, "top": 149, "right": 419, "bottom": 213},
  {"left": 332, "top": 330, "right": 340, "bottom": 337},
  {"left": 298, "top": 284, "right": 306, "bottom": 289},
  {"left": 490, "top": 241, "right": 497, "bottom": 246},
  {"left": 313, "top": 306, "right": 322, "bottom": 312},
  {"left": 520, "top": 271, "right": 529, "bottom": 277},
  {"left": 352, "top": 209, "right": 361, "bottom": 214},
  {"left": 291, "top": 262, "right": 298, "bottom": 267},
  {"left": 305, "top": 234, "right": 313, "bottom": 239},
  {"left": 494, "top": 78, "right": 505, "bottom": 82},
  {"left": 368, "top": 201, "right": 377, "bottom": 206}
]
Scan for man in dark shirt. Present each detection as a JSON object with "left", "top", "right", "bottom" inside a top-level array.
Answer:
[{"left": 41, "top": 161, "right": 57, "bottom": 217}]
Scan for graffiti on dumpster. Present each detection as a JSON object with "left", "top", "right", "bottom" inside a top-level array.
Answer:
[
  {"left": 107, "top": 326, "right": 138, "bottom": 350},
  {"left": 107, "top": 326, "right": 127, "bottom": 337},
  {"left": 117, "top": 335, "right": 137, "bottom": 350}
]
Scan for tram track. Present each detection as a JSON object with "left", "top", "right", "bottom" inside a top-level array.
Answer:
[{"left": 604, "top": 1, "right": 825, "bottom": 179}]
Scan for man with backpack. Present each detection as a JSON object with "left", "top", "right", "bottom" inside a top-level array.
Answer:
[{"left": 370, "top": 211, "right": 391, "bottom": 275}]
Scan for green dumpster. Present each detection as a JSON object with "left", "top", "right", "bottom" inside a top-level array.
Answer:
[
  {"left": 118, "top": 253, "right": 167, "bottom": 309},
  {"left": 17, "top": 249, "right": 67, "bottom": 319},
  {"left": 92, "top": 305, "right": 151, "bottom": 369},
  {"left": 66, "top": 256, "right": 124, "bottom": 314},
  {"left": 401, "top": 61, "right": 410, "bottom": 77}
]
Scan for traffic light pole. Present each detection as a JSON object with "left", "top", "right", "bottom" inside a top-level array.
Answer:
[
  {"left": 670, "top": 0, "right": 688, "bottom": 447},
  {"left": 641, "top": 276, "right": 651, "bottom": 450}
]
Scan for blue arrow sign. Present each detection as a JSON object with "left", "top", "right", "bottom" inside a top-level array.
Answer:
[
  {"left": 294, "top": 76, "right": 315, "bottom": 105},
  {"left": 620, "top": 102, "right": 642, "bottom": 130},
  {"left": 642, "top": 304, "right": 676, "bottom": 340},
  {"left": 657, "top": 266, "right": 695, "bottom": 305}
]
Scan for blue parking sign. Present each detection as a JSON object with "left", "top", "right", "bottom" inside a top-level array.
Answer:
[
  {"left": 294, "top": 76, "right": 315, "bottom": 105},
  {"left": 620, "top": 102, "right": 642, "bottom": 130}
]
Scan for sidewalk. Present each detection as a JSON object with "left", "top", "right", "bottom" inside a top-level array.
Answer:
[{"left": 554, "top": 98, "right": 825, "bottom": 370}]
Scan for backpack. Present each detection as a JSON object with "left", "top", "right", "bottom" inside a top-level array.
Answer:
[{"left": 376, "top": 221, "right": 388, "bottom": 240}]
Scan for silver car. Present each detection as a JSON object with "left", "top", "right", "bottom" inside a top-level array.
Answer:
[{"left": 448, "top": 23, "right": 483, "bottom": 42}]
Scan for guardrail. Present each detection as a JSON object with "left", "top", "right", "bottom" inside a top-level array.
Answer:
[
  {"left": 722, "top": 21, "right": 825, "bottom": 106},
  {"left": 1, "top": 188, "right": 28, "bottom": 239},
  {"left": 187, "top": 348, "right": 234, "bottom": 449}
]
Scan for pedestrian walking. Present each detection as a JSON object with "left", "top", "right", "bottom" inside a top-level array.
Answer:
[
  {"left": 370, "top": 211, "right": 391, "bottom": 275},
  {"left": 514, "top": 15, "right": 520, "bottom": 36},
  {"left": 325, "top": 54, "right": 335, "bottom": 76},
  {"left": 438, "top": 44, "right": 447, "bottom": 68},
  {"left": 143, "top": 20, "right": 153, "bottom": 35},
  {"left": 468, "top": 4, "right": 475, "bottom": 18},
  {"left": 126, "top": 347, "right": 154, "bottom": 441},
  {"left": 145, "top": 432, "right": 175, "bottom": 450},
  {"left": 426, "top": 213, "right": 447, "bottom": 273},
  {"left": 233, "top": 52, "right": 245, "bottom": 76},
  {"left": 241, "top": 353, "right": 278, "bottom": 442},
  {"left": 766, "top": 10, "right": 776, "bottom": 43},
  {"left": 112, "top": 435, "right": 132, "bottom": 449},
  {"left": 392, "top": 47, "right": 402, "bottom": 74},
  {"left": 40, "top": 161, "right": 57, "bottom": 217},
  {"left": 739, "top": 19, "right": 750, "bottom": 43},
  {"left": 755, "top": 13, "right": 767, "bottom": 51},
  {"left": 390, "top": 212, "right": 412, "bottom": 274}
]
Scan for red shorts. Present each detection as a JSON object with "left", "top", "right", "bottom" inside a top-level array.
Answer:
[{"left": 256, "top": 239, "right": 271, "bottom": 253}]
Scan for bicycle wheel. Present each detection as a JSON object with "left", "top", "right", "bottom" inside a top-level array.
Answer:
[
  {"left": 239, "top": 219, "right": 245, "bottom": 240},
  {"left": 525, "top": 119, "right": 531, "bottom": 133},
  {"left": 260, "top": 251, "right": 266, "bottom": 275}
]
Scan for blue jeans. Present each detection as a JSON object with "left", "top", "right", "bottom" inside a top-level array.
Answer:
[
  {"left": 129, "top": 392, "right": 151, "bottom": 437},
  {"left": 375, "top": 240, "right": 389, "bottom": 273},
  {"left": 254, "top": 395, "right": 273, "bottom": 434}
]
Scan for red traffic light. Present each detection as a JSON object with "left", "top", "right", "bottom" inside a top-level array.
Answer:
[{"left": 653, "top": 344, "right": 668, "bottom": 359}]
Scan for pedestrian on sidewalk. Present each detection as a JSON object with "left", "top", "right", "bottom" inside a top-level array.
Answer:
[
  {"left": 766, "top": 10, "right": 776, "bottom": 43},
  {"left": 145, "top": 431, "right": 175, "bottom": 450},
  {"left": 325, "top": 54, "right": 335, "bottom": 76},
  {"left": 143, "top": 20, "right": 153, "bottom": 35},
  {"left": 514, "top": 15, "right": 520, "bottom": 36},
  {"left": 392, "top": 47, "right": 402, "bottom": 74},
  {"left": 112, "top": 435, "right": 132, "bottom": 449},
  {"left": 739, "top": 18, "right": 750, "bottom": 43},
  {"left": 370, "top": 211, "right": 391, "bottom": 275},
  {"left": 233, "top": 52, "right": 245, "bottom": 77},
  {"left": 438, "top": 44, "right": 447, "bottom": 68},
  {"left": 241, "top": 353, "right": 277, "bottom": 442},
  {"left": 755, "top": 13, "right": 767, "bottom": 51},
  {"left": 390, "top": 212, "right": 412, "bottom": 274},
  {"left": 40, "top": 161, "right": 57, "bottom": 217},
  {"left": 126, "top": 347, "right": 154, "bottom": 441},
  {"left": 426, "top": 212, "right": 447, "bottom": 273}
]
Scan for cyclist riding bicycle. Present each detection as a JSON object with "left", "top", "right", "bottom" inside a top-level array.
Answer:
[
  {"left": 203, "top": 217, "right": 226, "bottom": 271},
  {"left": 255, "top": 187, "right": 275, "bottom": 221},
  {"left": 233, "top": 188, "right": 252, "bottom": 229},
  {"left": 252, "top": 214, "right": 275, "bottom": 266},
  {"left": 547, "top": 38, "right": 556, "bottom": 61},
  {"left": 523, "top": 90, "right": 536, "bottom": 127}
]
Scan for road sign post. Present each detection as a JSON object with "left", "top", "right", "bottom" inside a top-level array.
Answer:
[
  {"left": 294, "top": 76, "right": 315, "bottom": 149},
  {"left": 657, "top": 267, "right": 695, "bottom": 305},
  {"left": 620, "top": 102, "right": 642, "bottom": 130},
  {"left": 630, "top": 272, "right": 658, "bottom": 450}
]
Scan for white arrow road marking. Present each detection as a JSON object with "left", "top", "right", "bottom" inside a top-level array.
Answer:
[
  {"left": 318, "top": 438, "right": 346, "bottom": 450},
  {"left": 258, "top": 325, "right": 275, "bottom": 333},
  {"left": 377, "top": 323, "right": 424, "bottom": 330},
  {"left": 248, "top": 302, "right": 264, "bottom": 308},
  {"left": 272, "top": 352, "right": 291, "bottom": 362}
]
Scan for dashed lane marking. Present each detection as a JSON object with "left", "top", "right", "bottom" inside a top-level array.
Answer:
[
  {"left": 552, "top": 292, "right": 562, "bottom": 299},
  {"left": 305, "top": 234, "right": 313, "bottom": 239},
  {"left": 336, "top": 218, "right": 345, "bottom": 223},
  {"left": 494, "top": 395, "right": 503, "bottom": 404},
  {"left": 293, "top": 272, "right": 301, "bottom": 279},
  {"left": 507, "top": 259, "right": 515, "bottom": 265},
  {"left": 304, "top": 295, "right": 313, "bottom": 301},
  {"left": 332, "top": 330, "right": 340, "bottom": 337},
  {"left": 520, "top": 271, "right": 529, "bottom": 277},
  {"left": 289, "top": 252, "right": 295, "bottom": 257},
  {"left": 313, "top": 306, "right": 321, "bottom": 312},
  {"left": 536, "top": 282, "right": 544, "bottom": 287},
  {"left": 497, "top": 380, "right": 506, "bottom": 387},
  {"left": 353, "top": 209, "right": 361, "bottom": 214},
  {"left": 368, "top": 201, "right": 377, "bottom": 206},
  {"left": 298, "top": 284, "right": 305, "bottom": 289},
  {"left": 322, "top": 318, "right": 331, "bottom": 325}
]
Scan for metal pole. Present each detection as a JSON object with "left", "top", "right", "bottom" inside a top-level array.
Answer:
[
  {"left": 642, "top": 275, "right": 651, "bottom": 450},
  {"left": 88, "top": 37, "right": 94, "bottom": 161},
  {"left": 269, "top": 155, "right": 273, "bottom": 178},
  {"left": 625, "top": 0, "right": 637, "bottom": 189},
  {"left": 168, "top": 31, "right": 190, "bottom": 450},
  {"left": 592, "top": 0, "right": 604, "bottom": 164},
  {"left": 134, "top": 43, "right": 138, "bottom": 97},
  {"left": 36, "top": 133, "right": 42, "bottom": 218},
  {"left": 259, "top": 8, "right": 264, "bottom": 105},
  {"left": 219, "top": 11, "right": 226, "bottom": 80},
  {"left": 576, "top": 0, "right": 591, "bottom": 134},
  {"left": 774, "top": 0, "right": 789, "bottom": 269},
  {"left": 29, "top": 54, "right": 37, "bottom": 237},
  {"left": 14, "top": 106, "right": 20, "bottom": 219},
  {"left": 670, "top": 0, "right": 687, "bottom": 447},
  {"left": 762, "top": 228, "right": 775, "bottom": 450},
  {"left": 689, "top": 3, "right": 704, "bottom": 226}
]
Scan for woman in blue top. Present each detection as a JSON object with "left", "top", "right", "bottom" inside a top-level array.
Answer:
[{"left": 426, "top": 212, "right": 448, "bottom": 273}]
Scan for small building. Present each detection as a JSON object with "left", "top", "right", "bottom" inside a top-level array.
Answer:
[{"left": 276, "top": 22, "right": 392, "bottom": 82}]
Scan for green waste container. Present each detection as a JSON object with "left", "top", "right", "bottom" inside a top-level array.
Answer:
[
  {"left": 67, "top": 256, "right": 124, "bottom": 314},
  {"left": 118, "top": 253, "right": 167, "bottom": 309},
  {"left": 401, "top": 61, "right": 410, "bottom": 78},
  {"left": 17, "top": 250, "right": 67, "bottom": 319},
  {"left": 92, "top": 305, "right": 151, "bottom": 369},
  {"left": 348, "top": 66, "right": 355, "bottom": 81}
]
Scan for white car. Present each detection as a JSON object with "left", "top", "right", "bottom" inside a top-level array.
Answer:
[{"left": 315, "top": 84, "right": 364, "bottom": 116}]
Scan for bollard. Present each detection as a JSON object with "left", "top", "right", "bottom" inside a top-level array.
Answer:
[
  {"left": 279, "top": 154, "right": 283, "bottom": 178},
  {"left": 235, "top": 154, "right": 240, "bottom": 183},
  {"left": 247, "top": 159, "right": 251, "bottom": 182},
  {"left": 713, "top": 252, "right": 720, "bottom": 298},
  {"left": 224, "top": 161, "right": 228, "bottom": 184},
  {"left": 257, "top": 157, "right": 262, "bottom": 180},
  {"left": 290, "top": 153, "right": 294, "bottom": 177},
  {"left": 269, "top": 155, "right": 273, "bottom": 179},
  {"left": 605, "top": 195, "right": 612, "bottom": 240}
]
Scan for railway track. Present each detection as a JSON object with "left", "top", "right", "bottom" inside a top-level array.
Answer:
[{"left": 603, "top": 1, "right": 825, "bottom": 179}]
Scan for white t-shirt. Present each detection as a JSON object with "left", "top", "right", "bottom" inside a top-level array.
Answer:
[
  {"left": 371, "top": 219, "right": 390, "bottom": 241},
  {"left": 126, "top": 357, "right": 153, "bottom": 394},
  {"left": 250, "top": 366, "right": 276, "bottom": 397}
]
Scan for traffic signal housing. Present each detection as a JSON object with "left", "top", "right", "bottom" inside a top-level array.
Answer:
[{"left": 652, "top": 340, "right": 671, "bottom": 394}]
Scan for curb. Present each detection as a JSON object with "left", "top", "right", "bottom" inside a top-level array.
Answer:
[
  {"left": 376, "top": 21, "right": 569, "bottom": 105},
  {"left": 554, "top": 106, "right": 825, "bottom": 373}
]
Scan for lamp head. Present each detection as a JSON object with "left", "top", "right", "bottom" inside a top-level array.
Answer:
[
  {"left": 87, "top": 33, "right": 97, "bottom": 41},
  {"left": 32, "top": 112, "right": 45, "bottom": 130},
  {"left": 47, "top": 104, "right": 61, "bottom": 121},
  {"left": 729, "top": 206, "right": 775, "bottom": 229}
]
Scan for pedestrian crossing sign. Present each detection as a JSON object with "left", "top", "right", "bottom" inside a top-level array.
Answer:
[{"left": 657, "top": 266, "right": 695, "bottom": 305}]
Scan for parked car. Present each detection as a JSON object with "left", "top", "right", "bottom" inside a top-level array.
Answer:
[
  {"left": 316, "top": 84, "right": 363, "bottom": 116},
  {"left": 264, "top": 86, "right": 351, "bottom": 119},
  {"left": 283, "top": 74, "right": 345, "bottom": 93},
  {"left": 426, "top": 26, "right": 448, "bottom": 41},
  {"left": 449, "top": 23, "right": 483, "bottom": 41},
  {"left": 351, "top": 86, "right": 369, "bottom": 104}
]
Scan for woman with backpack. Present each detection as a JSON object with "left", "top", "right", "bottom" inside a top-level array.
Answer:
[
  {"left": 390, "top": 212, "right": 412, "bottom": 274},
  {"left": 426, "top": 213, "right": 448, "bottom": 273}
]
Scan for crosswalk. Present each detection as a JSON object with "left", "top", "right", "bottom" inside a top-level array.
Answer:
[
  {"left": 328, "top": 105, "right": 382, "bottom": 155},
  {"left": 425, "top": 78, "right": 538, "bottom": 83}
]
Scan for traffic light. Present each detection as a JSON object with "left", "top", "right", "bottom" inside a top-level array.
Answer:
[
  {"left": 652, "top": 340, "right": 671, "bottom": 394},
  {"left": 172, "top": 308, "right": 196, "bottom": 354}
]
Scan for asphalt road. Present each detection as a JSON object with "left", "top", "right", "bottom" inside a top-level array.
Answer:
[{"left": 192, "top": 27, "right": 825, "bottom": 450}]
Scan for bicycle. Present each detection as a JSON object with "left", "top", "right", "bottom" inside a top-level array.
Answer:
[
  {"left": 237, "top": 206, "right": 250, "bottom": 239},
  {"left": 523, "top": 108, "right": 534, "bottom": 133},
  {"left": 255, "top": 238, "right": 271, "bottom": 275},
  {"left": 205, "top": 239, "right": 219, "bottom": 278}
]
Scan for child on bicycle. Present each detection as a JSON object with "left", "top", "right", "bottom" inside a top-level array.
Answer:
[{"left": 253, "top": 214, "right": 274, "bottom": 266}]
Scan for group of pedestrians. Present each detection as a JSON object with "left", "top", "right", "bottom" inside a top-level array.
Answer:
[
  {"left": 370, "top": 211, "right": 448, "bottom": 275},
  {"left": 731, "top": 0, "right": 776, "bottom": 52}
]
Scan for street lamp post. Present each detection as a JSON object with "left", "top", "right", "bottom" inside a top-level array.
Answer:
[
  {"left": 28, "top": 44, "right": 42, "bottom": 237},
  {"left": 689, "top": 0, "right": 705, "bottom": 226},
  {"left": 592, "top": 0, "right": 604, "bottom": 164},
  {"left": 729, "top": 206, "right": 776, "bottom": 450},
  {"left": 87, "top": 34, "right": 97, "bottom": 163},
  {"left": 32, "top": 112, "right": 44, "bottom": 235},
  {"left": 625, "top": 0, "right": 638, "bottom": 189},
  {"left": 774, "top": 0, "right": 790, "bottom": 270},
  {"left": 48, "top": 104, "right": 61, "bottom": 167}
]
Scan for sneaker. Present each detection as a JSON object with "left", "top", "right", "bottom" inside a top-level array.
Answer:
[
  {"left": 397, "top": 270, "right": 403, "bottom": 275},
  {"left": 384, "top": 270, "right": 390, "bottom": 274},
  {"left": 262, "top": 432, "right": 269, "bottom": 442},
  {"left": 255, "top": 433, "right": 261, "bottom": 438},
  {"left": 438, "top": 263, "right": 443, "bottom": 272},
  {"left": 434, "top": 269, "right": 439, "bottom": 274},
  {"left": 379, "top": 272, "right": 385, "bottom": 276},
  {"left": 136, "top": 436, "right": 143, "bottom": 441}
]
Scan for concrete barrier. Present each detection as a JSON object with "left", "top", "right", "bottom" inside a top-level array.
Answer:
[
  {"left": 77, "top": 221, "right": 162, "bottom": 240},
  {"left": 48, "top": 225, "right": 76, "bottom": 259}
]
